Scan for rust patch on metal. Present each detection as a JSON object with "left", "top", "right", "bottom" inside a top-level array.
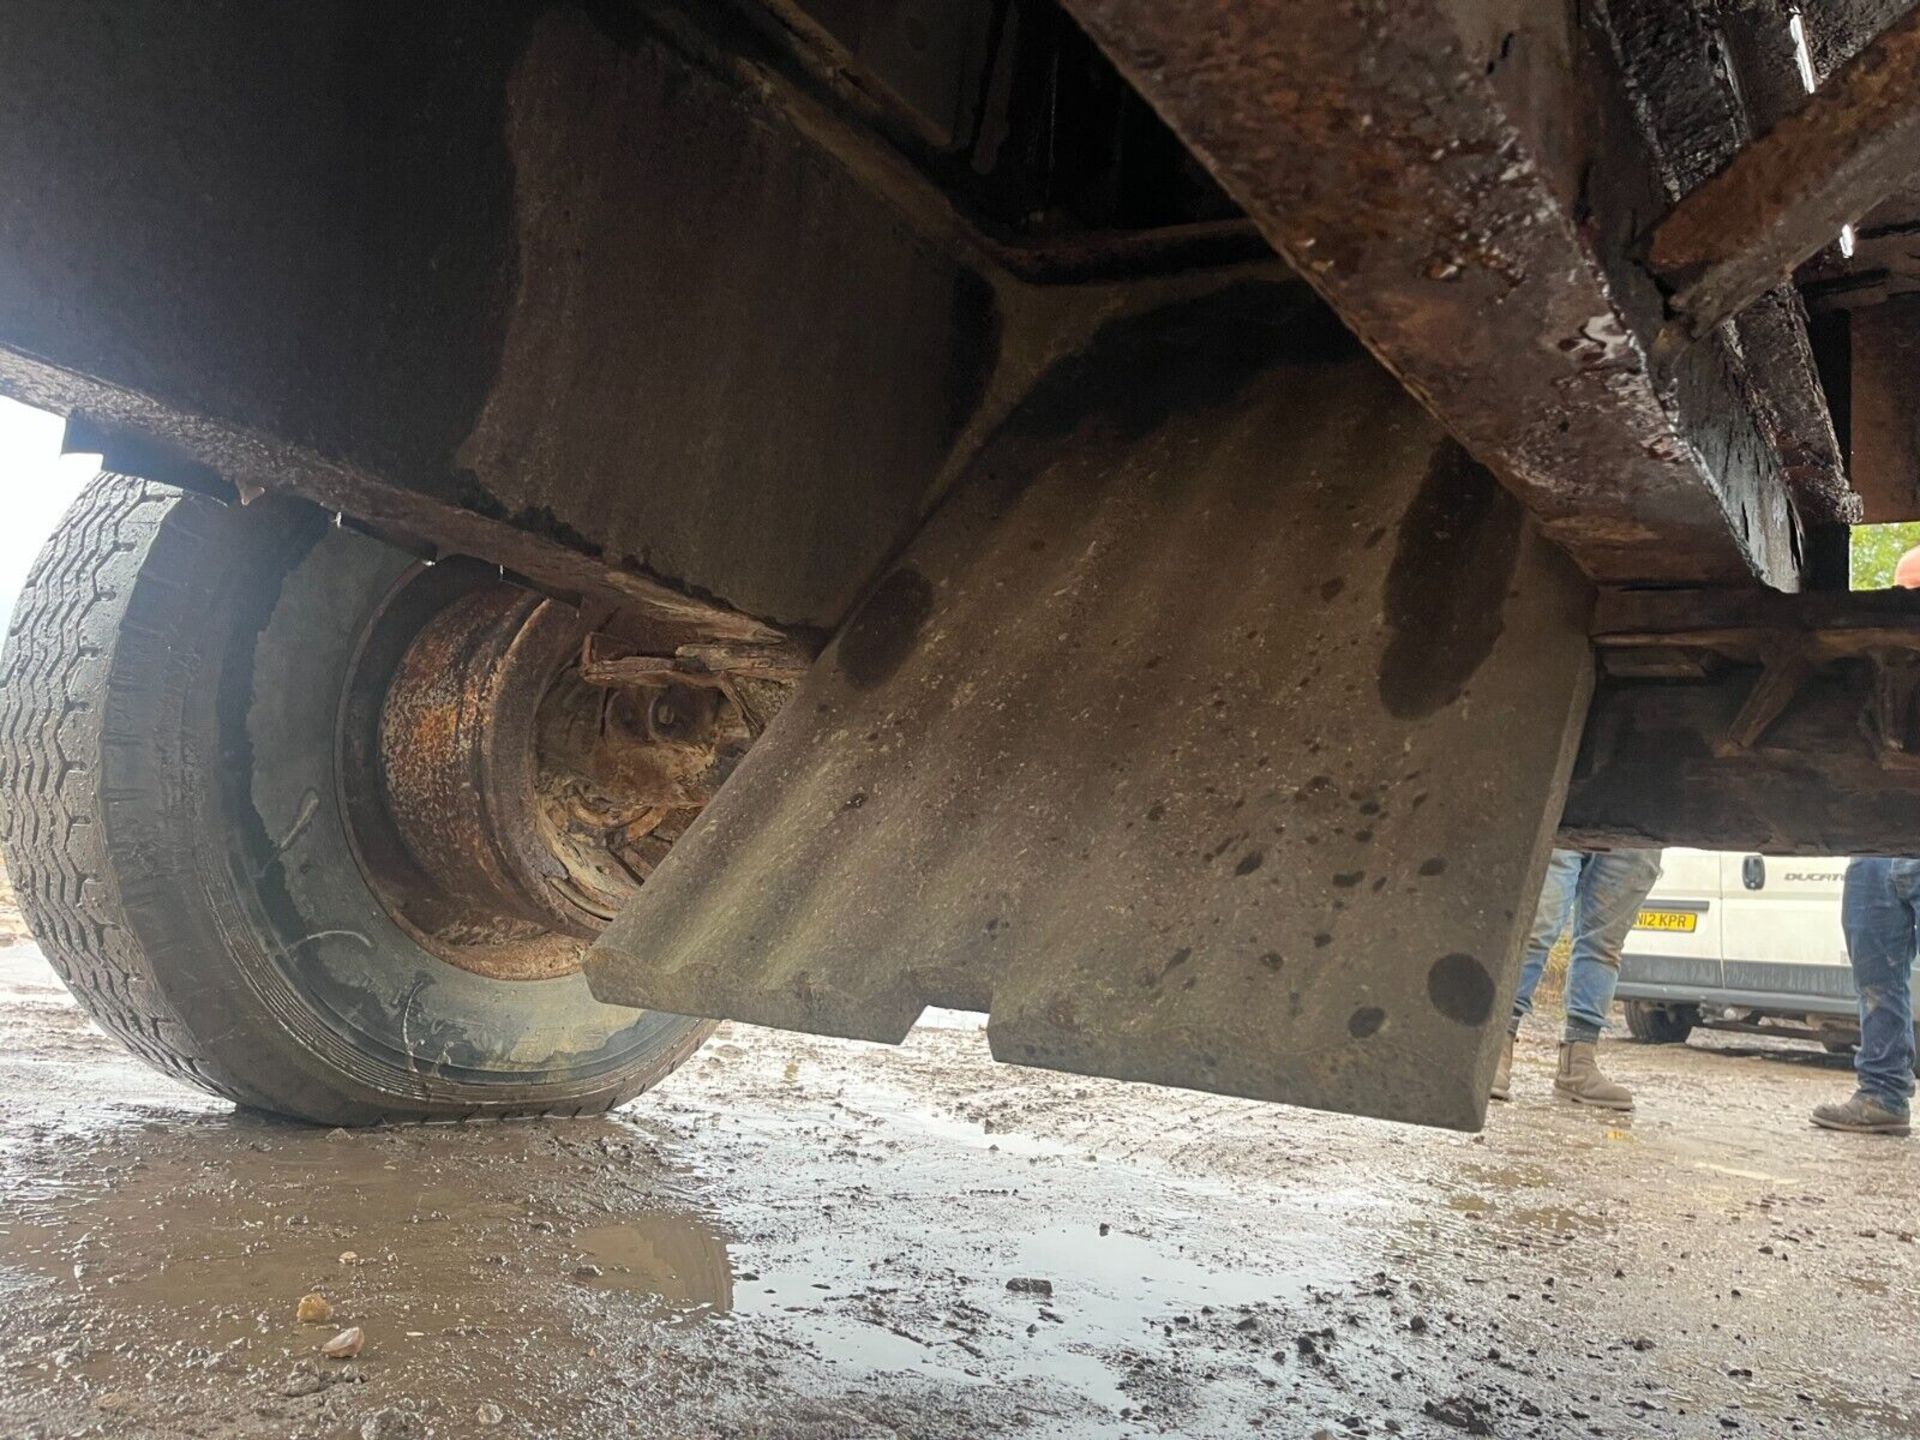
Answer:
[{"left": 340, "top": 564, "right": 784, "bottom": 982}]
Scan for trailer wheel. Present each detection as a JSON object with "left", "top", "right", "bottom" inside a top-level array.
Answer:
[
  {"left": 1623, "top": 1001, "right": 1696, "bottom": 1044},
  {"left": 0, "top": 476, "right": 715, "bottom": 1124}
]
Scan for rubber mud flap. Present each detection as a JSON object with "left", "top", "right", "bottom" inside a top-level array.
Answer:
[{"left": 586, "top": 290, "right": 1594, "bottom": 1129}]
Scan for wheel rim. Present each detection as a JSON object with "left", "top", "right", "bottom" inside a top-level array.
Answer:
[
  {"left": 216, "top": 521, "right": 709, "bottom": 1094},
  {"left": 335, "top": 559, "right": 752, "bottom": 982}
]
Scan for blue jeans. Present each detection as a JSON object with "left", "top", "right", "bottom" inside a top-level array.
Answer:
[
  {"left": 1840, "top": 857, "right": 1920, "bottom": 1113},
  {"left": 1511, "top": 848, "right": 1663, "bottom": 1042}
]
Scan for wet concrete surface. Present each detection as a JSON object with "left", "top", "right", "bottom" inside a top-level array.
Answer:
[{"left": 3, "top": 941, "right": 1919, "bottom": 1439}]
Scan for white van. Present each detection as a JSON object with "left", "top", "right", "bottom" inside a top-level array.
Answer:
[{"left": 1615, "top": 848, "right": 1860, "bottom": 1051}]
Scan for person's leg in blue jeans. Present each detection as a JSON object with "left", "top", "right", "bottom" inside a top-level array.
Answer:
[
  {"left": 1493, "top": 847, "right": 1659, "bottom": 1109},
  {"left": 1813, "top": 857, "right": 1918, "bottom": 1135},
  {"left": 1493, "top": 849, "right": 1581, "bottom": 1100},
  {"left": 1507, "top": 850, "right": 1582, "bottom": 1033},
  {"left": 1562, "top": 849, "right": 1664, "bottom": 1044},
  {"left": 1548, "top": 849, "right": 1659, "bottom": 1109}
]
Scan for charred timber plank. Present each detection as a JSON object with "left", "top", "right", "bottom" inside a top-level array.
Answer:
[
  {"left": 0, "top": 351, "right": 783, "bottom": 645},
  {"left": 1609, "top": 0, "right": 1852, "bottom": 524},
  {"left": 1563, "top": 663, "right": 1920, "bottom": 853},
  {"left": 1056, "top": 0, "right": 1801, "bottom": 589},
  {"left": 1649, "top": 4, "right": 1920, "bottom": 343},
  {"left": 1731, "top": 293, "right": 1856, "bottom": 525},
  {"left": 1802, "top": 0, "right": 1920, "bottom": 84},
  {"left": 1572, "top": 581, "right": 1920, "bottom": 851},
  {"left": 0, "top": 4, "right": 1019, "bottom": 637},
  {"left": 1795, "top": 182, "right": 1920, "bottom": 315},
  {"left": 1591, "top": 583, "right": 1920, "bottom": 637},
  {"left": 1847, "top": 294, "right": 1920, "bottom": 520},
  {"left": 1715, "top": 1, "right": 1823, "bottom": 128}
]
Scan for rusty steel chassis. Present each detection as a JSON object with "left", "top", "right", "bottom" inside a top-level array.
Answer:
[{"left": 5, "top": 0, "right": 1920, "bottom": 1123}]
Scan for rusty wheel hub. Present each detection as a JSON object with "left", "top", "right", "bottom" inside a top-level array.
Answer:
[{"left": 337, "top": 562, "right": 752, "bottom": 980}]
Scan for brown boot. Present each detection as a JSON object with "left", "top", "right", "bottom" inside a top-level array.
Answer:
[
  {"left": 1811, "top": 1091, "right": 1910, "bottom": 1135},
  {"left": 1554, "top": 1040, "right": 1633, "bottom": 1111},
  {"left": 1490, "top": 1033, "right": 1514, "bottom": 1102}
]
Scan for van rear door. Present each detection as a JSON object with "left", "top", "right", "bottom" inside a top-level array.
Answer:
[
  {"left": 1621, "top": 846, "right": 1724, "bottom": 993},
  {"left": 1715, "top": 853, "right": 1853, "bottom": 1015}
]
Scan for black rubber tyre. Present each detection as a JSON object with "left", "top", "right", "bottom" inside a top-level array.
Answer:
[
  {"left": 0, "top": 475, "right": 712, "bottom": 1124},
  {"left": 1623, "top": 1000, "right": 1696, "bottom": 1044}
]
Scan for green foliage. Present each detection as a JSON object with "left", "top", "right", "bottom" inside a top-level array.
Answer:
[{"left": 1851, "top": 522, "right": 1920, "bottom": 590}]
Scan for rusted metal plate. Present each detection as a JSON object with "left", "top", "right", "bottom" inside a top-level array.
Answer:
[
  {"left": 1052, "top": 0, "right": 1806, "bottom": 590},
  {"left": 585, "top": 289, "right": 1594, "bottom": 1130},
  {"left": 375, "top": 582, "right": 580, "bottom": 937},
  {"left": 1648, "top": 3, "right": 1920, "bottom": 343}
]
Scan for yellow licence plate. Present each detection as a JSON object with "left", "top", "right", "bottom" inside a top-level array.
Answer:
[{"left": 1635, "top": 909, "right": 1698, "bottom": 933}]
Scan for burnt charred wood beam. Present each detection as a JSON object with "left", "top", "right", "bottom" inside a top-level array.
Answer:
[
  {"left": 1609, "top": 0, "right": 1852, "bottom": 525},
  {"left": 1648, "top": 3, "right": 1920, "bottom": 345},
  {"left": 1591, "top": 582, "right": 1920, "bottom": 640},
  {"left": 1566, "top": 583, "right": 1920, "bottom": 852},
  {"left": 1730, "top": 294, "right": 1857, "bottom": 524},
  {"left": 1802, "top": 0, "right": 1920, "bottom": 84},
  {"left": 1713, "top": 1, "right": 1822, "bottom": 127},
  {"left": 1060, "top": 0, "right": 1802, "bottom": 590}
]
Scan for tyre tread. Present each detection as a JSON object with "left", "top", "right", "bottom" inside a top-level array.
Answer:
[
  {"left": 0, "top": 476, "right": 712, "bottom": 1122},
  {"left": 0, "top": 476, "right": 231, "bottom": 1098},
  {"left": 1623, "top": 999, "right": 1695, "bottom": 1045}
]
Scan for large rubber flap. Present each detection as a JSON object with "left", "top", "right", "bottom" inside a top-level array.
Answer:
[{"left": 586, "top": 288, "right": 1593, "bottom": 1128}]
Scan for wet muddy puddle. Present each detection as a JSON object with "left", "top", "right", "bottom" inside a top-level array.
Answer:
[{"left": 12, "top": 946, "right": 1920, "bottom": 1437}]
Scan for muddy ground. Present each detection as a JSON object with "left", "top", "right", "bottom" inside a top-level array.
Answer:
[{"left": 3, "top": 942, "right": 1918, "bottom": 1440}]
